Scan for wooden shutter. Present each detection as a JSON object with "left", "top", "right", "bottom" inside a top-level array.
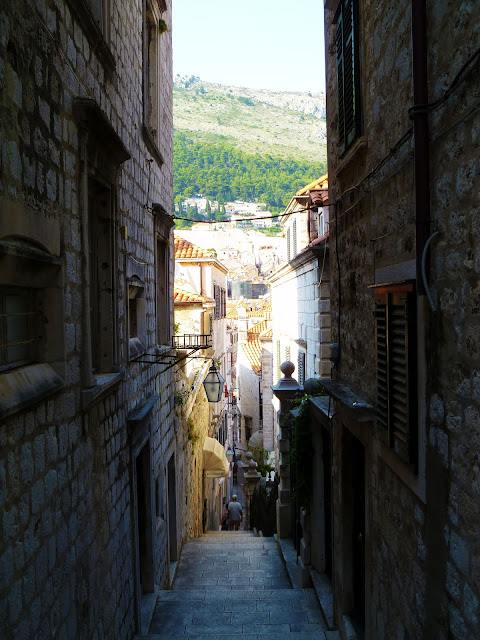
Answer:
[
  {"left": 286, "top": 228, "right": 291, "bottom": 262},
  {"left": 374, "top": 294, "right": 388, "bottom": 429},
  {"left": 293, "top": 219, "right": 297, "bottom": 256},
  {"left": 375, "top": 287, "right": 417, "bottom": 466},
  {"left": 336, "top": 0, "right": 360, "bottom": 155},
  {"left": 298, "top": 352, "right": 306, "bottom": 386}
]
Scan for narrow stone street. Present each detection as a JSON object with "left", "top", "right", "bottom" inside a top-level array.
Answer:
[{"left": 137, "top": 531, "right": 338, "bottom": 639}]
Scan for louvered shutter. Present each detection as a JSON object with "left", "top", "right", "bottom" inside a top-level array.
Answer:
[
  {"left": 293, "top": 220, "right": 297, "bottom": 256},
  {"left": 336, "top": 0, "right": 360, "bottom": 155},
  {"left": 375, "top": 288, "right": 417, "bottom": 466},
  {"left": 298, "top": 352, "right": 305, "bottom": 386},
  {"left": 374, "top": 294, "right": 388, "bottom": 429},
  {"left": 286, "top": 228, "right": 291, "bottom": 262}
]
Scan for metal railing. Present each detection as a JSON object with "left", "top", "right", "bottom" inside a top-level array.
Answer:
[{"left": 172, "top": 333, "right": 212, "bottom": 350}]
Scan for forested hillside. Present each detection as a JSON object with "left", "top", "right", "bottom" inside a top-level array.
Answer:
[{"left": 173, "top": 132, "right": 327, "bottom": 213}]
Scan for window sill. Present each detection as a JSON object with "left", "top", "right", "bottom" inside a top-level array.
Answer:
[
  {"left": 0, "top": 363, "right": 65, "bottom": 420},
  {"left": 335, "top": 136, "right": 368, "bottom": 177},
  {"left": 81, "top": 370, "right": 125, "bottom": 410},
  {"left": 379, "top": 441, "right": 426, "bottom": 503},
  {"left": 142, "top": 126, "right": 165, "bottom": 168}
]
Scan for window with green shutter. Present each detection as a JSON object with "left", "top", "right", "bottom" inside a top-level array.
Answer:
[
  {"left": 374, "top": 283, "right": 417, "bottom": 467},
  {"left": 335, "top": 0, "right": 361, "bottom": 155}
]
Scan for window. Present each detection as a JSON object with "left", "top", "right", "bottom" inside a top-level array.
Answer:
[
  {"left": 292, "top": 219, "right": 297, "bottom": 256},
  {"left": 0, "top": 288, "right": 37, "bottom": 371},
  {"left": 143, "top": 0, "right": 168, "bottom": 164},
  {"left": 88, "top": 180, "right": 116, "bottom": 373},
  {"left": 374, "top": 283, "right": 417, "bottom": 466},
  {"left": 156, "top": 238, "right": 169, "bottom": 344},
  {"left": 335, "top": 0, "right": 361, "bottom": 155},
  {"left": 86, "top": 0, "right": 110, "bottom": 40},
  {"left": 214, "top": 285, "right": 226, "bottom": 319},
  {"left": 128, "top": 272, "right": 146, "bottom": 360},
  {"left": 0, "top": 234, "right": 65, "bottom": 419},
  {"left": 66, "top": 0, "right": 114, "bottom": 73}
]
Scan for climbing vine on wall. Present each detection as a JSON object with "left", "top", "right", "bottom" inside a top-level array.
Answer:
[{"left": 186, "top": 418, "right": 200, "bottom": 454}]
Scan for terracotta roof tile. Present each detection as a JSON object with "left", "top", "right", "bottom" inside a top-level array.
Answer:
[
  {"left": 242, "top": 338, "right": 262, "bottom": 374},
  {"left": 296, "top": 173, "right": 329, "bottom": 196},
  {"left": 248, "top": 319, "right": 268, "bottom": 335},
  {"left": 260, "top": 327, "right": 273, "bottom": 339},
  {"left": 174, "top": 235, "right": 215, "bottom": 259},
  {"left": 174, "top": 288, "right": 214, "bottom": 304}
]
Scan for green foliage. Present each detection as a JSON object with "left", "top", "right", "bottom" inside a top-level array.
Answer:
[
  {"left": 186, "top": 418, "right": 200, "bottom": 453},
  {"left": 173, "top": 131, "right": 327, "bottom": 215},
  {"left": 290, "top": 397, "right": 315, "bottom": 511},
  {"left": 237, "top": 96, "right": 255, "bottom": 106},
  {"left": 256, "top": 224, "right": 283, "bottom": 236}
]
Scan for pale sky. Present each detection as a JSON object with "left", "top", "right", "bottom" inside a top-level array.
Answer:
[{"left": 172, "top": 0, "right": 326, "bottom": 93}]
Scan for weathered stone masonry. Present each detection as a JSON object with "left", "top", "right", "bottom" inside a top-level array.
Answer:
[
  {"left": 0, "top": 0, "right": 174, "bottom": 638},
  {"left": 323, "top": 0, "right": 480, "bottom": 637}
]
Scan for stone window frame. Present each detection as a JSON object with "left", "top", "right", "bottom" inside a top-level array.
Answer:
[
  {"left": 334, "top": 0, "right": 362, "bottom": 156},
  {"left": 127, "top": 256, "right": 147, "bottom": 361},
  {"left": 66, "top": 0, "right": 115, "bottom": 75},
  {"left": 154, "top": 206, "right": 174, "bottom": 347},
  {"left": 73, "top": 98, "right": 130, "bottom": 409},
  {"left": 143, "top": 0, "right": 168, "bottom": 167},
  {"left": 0, "top": 232, "right": 65, "bottom": 420}
]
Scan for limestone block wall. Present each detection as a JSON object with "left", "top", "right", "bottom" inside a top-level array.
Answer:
[
  {"left": 0, "top": 0, "right": 175, "bottom": 638},
  {"left": 324, "top": 0, "right": 480, "bottom": 636}
]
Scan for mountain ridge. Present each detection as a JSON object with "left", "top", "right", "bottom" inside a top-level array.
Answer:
[{"left": 173, "top": 76, "right": 327, "bottom": 162}]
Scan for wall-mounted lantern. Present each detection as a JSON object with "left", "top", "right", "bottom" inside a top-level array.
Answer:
[
  {"left": 225, "top": 447, "right": 234, "bottom": 463},
  {"left": 203, "top": 363, "right": 225, "bottom": 403}
]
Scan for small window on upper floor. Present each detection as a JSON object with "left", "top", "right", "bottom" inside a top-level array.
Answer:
[
  {"left": 143, "top": 0, "right": 168, "bottom": 164},
  {"left": 335, "top": 0, "right": 361, "bottom": 155}
]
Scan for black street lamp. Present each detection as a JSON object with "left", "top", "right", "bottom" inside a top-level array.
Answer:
[{"left": 203, "top": 363, "right": 225, "bottom": 403}]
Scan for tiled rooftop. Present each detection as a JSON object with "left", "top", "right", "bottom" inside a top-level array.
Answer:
[
  {"left": 174, "top": 235, "right": 215, "bottom": 259},
  {"left": 296, "top": 173, "right": 329, "bottom": 196},
  {"left": 174, "top": 288, "right": 214, "bottom": 304}
]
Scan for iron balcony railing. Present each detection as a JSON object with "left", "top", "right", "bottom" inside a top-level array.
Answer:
[{"left": 172, "top": 333, "right": 212, "bottom": 350}]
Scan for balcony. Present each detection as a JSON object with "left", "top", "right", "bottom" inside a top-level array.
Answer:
[{"left": 172, "top": 333, "right": 212, "bottom": 350}]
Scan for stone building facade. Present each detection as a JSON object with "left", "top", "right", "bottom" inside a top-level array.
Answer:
[
  {"left": 0, "top": 0, "right": 176, "bottom": 638},
  {"left": 309, "top": 0, "right": 480, "bottom": 638}
]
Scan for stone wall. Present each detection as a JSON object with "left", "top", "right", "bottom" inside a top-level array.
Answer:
[
  {"left": 0, "top": 0, "right": 175, "bottom": 638},
  {"left": 324, "top": 0, "right": 480, "bottom": 636}
]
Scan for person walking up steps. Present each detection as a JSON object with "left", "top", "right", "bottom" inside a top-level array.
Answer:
[{"left": 227, "top": 494, "right": 243, "bottom": 531}]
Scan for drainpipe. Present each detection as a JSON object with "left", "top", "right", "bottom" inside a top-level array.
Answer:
[{"left": 411, "top": 0, "right": 430, "bottom": 294}]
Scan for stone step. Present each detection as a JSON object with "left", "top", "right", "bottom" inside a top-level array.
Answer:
[{"left": 136, "top": 632, "right": 338, "bottom": 640}]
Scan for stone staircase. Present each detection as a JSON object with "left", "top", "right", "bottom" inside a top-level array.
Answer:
[{"left": 136, "top": 531, "right": 339, "bottom": 640}]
